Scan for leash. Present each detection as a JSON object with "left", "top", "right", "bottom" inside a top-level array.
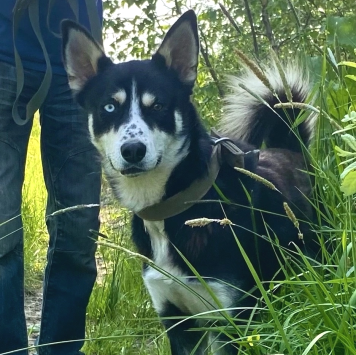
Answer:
[
  {"left": 136, "top": 130, "right": 257, "bottom": 221},
  {"left": 11, "top": 0, "right": 102, "bottom": 125}
]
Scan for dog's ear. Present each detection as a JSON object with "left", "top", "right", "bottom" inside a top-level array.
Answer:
[
  {"left": 61, "top": 20, "right": 113, "bottom": 92},
  {"left": 152, "top": 10, "right": 199, "bottom": 85}
]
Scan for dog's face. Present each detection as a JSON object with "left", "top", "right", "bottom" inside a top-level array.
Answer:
[{"left": 61, "top": 11, "right": 199, "bottom": 179}]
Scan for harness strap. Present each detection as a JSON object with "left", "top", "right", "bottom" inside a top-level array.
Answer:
[
  {"left": 136, "top": 143, "right": 222, "bottom": 221},
  {"left": 136, "top": 132, "right": 249, "bottom": 221}
]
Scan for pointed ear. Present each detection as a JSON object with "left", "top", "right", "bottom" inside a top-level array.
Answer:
[
  {"left": 152, "top": 10, "right": 199, "bottom": 85},
  {"left": 61, "top": 20, "right": 113, "bottom": 92}
]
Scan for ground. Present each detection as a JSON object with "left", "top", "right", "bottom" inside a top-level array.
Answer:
[
  {"left": 25, "top": 289, "right": 42, "bottom": 353},
  {"left": 25, "top": 258, "right": 107, "bottom": 354}
]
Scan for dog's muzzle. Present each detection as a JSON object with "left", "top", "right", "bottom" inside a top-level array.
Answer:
[
  {"left": 121, "top": 141, "right": 147, "bottom": 164},
  {"left": 111, "top": 141, "right": 161, "bottom": 177}
]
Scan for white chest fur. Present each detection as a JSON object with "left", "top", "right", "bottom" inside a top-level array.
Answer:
[{"left": 142, "top": 220, "right": 235, "bottom": 316}]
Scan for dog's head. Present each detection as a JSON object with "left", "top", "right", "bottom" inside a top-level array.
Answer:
[{"left": 61, "top": 11, "right": 199, "bottom": 179}]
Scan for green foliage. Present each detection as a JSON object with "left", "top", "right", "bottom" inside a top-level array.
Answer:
[
  {"left": 80, "top": 51, "right": 356, "bottom": 354},
  {"left": 103, "top": 0, "right": 356, "bottom": 123},
  {"left": 328, "top": 59, "right": 356, "bottom": 196},
  {"left": 23, "top": 117, "right": 47, "bottom": 292},
  {"left": 84, "top": 201, "right": 169, "bottom": 354},
  {"left": 326, "top": 16, "right": 356, "bottom": 50},
  {"left": 18, "top": 1, "right": 356, "bottom": 354}
]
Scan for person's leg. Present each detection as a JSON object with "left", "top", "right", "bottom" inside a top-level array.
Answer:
[
  {"left": 0, "top": 62, "right": 35, "bottom": 355},
  {"left": 38, "top": 74, "right": 101, "bottom": 355}
]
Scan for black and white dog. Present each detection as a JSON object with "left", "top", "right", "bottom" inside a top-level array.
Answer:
[{"left": 62, "top": 10, "right": 317, "bottom": 355}]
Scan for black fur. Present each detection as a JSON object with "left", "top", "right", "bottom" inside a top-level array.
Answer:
[{"left": 62, "top": 10, "right": 318, "bottom": 355}]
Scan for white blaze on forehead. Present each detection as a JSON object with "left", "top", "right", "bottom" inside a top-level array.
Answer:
[
  {"left": 88, "top": 79, "right": 191, "bottom": 213},
  {"left": 141, "top": 92, "right": 156, "bottom": 107},
  {"left": 112, "top": 89, "right": 127, "bottom": 105},
  {"left": 129, "top": 81, "right": 142, "bottom": 121}
]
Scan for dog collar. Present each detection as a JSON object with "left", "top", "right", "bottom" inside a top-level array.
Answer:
[{"left": 136, "top": 130, "right": 256, "bottom": 221}]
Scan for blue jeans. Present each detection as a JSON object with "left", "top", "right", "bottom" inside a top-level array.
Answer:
[{"left": 0, "top": 62, "right": 101, "bottom": 355}]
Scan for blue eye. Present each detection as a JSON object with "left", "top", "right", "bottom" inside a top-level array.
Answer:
[{"left": 104, "top": 103, "right": 115, "bottom": 112}]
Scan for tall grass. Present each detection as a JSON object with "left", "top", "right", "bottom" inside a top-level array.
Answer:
[
  {"left": 20, "top": 58, "right": 356, "bottom": 355},
  {"left": 84, "top": 199, "right": 169, "bottom": 354},
  {"left": 23, "top": 116, "right": 47, "bottom": 292},
  {"left": 82, "top": 53, "right": 356, "bottom": 354}
]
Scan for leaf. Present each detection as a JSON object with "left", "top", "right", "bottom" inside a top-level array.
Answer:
[
  {"left": 327, "top": 48, "right": 339, "bottom": 72},
  {"left": 349, "top": 288, "right": 356, "bottom": 307},
  {"left": 342, "top": 230, "right": 347, "bottom": 251},
  {"left": 340, "top": 161, "right": 356, "bottom": 180},
  {"left": 341, "top": 111, "right": 356, "bottom": 122},
  {"left": 345, "top": 75, "right": 356, "bottom": 82},
  {"left": 301, "top": 331, "right": 332, "bottom": 355},
  {"left": 340, "top": 170, "right": 356, "bottom": 196},
  {"left": 340, "top": 156, "right": 356, "bottom": 166},
  {"left": 338, "top": 61, "right": 356, "bottom": 69},
  {"left": 326, "top": 82, "right": 349, "bottom": 119},
  {"left": 341, "top": 133, "right": 356, "bottom": 151},
  {"left": 333, "top": 123, "right": 356, "bottom": 134},
  {"left": 327, "top": 16, "right": 356, "bottom": 49},
  {"left": 334, "top": 145, "right": 356, "bottom": 157}
]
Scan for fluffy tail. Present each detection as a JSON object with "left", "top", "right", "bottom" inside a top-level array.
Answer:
[{"left": 218, "top": 60, "right": 316, "bottom": 152}]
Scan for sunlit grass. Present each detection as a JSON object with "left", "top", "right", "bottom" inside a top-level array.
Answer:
[{"left": 23, "top": 115, "right": 47, "bottom": 292}]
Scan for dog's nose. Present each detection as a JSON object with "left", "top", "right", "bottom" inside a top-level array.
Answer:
[{"left": 121, "top": 142, "right": 147, "bottom": 164}]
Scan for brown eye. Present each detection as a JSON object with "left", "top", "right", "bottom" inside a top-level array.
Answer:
[{"left": 153, "top": 103, "right": 163, "bottom": 111}]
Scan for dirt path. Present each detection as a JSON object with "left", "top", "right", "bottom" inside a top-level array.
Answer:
[
  {"left": 25, "top": 259, "right": 107, "bottom": 353},
  {"left": 25, "top": 289, "right": 42, "bottom": 353},
  {"left": 25, "top": 259, "right": 107, "bottom": 354}
]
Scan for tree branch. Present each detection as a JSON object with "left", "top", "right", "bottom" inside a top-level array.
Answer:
[
  {"left": 286, "top": 0, "right": 301, "bottom": 31},
  {"left": 199, "top": 30, "right": 225, "bottom": 97},
  {"left": 260, "top": 0, "right": 278, "bottom": 52},
  {"left": 219, "top": 3, "right": 242, "bottom": 35},
  {"left": 174, "top": 0, "right": 182, "bottom": 15},
  {"left": 243, "top": 0, "right": 259, "bottom": 59}
]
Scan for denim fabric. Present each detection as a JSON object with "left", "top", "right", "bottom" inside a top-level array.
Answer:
[{"left": 0, "top": 61, "right": 101, "bottom": 355}]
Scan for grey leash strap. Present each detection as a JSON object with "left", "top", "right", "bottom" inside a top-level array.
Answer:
[
  {"left": 11, "top": 0, "right": 102, "bottom": 126},
  {"left": 12, "top": 0, "right": 52, "bottom": 125},
  {"left": 84, "top": 0, "right": 103, "bottom": 45}
]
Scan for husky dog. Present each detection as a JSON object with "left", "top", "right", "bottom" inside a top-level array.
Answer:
[{"left": 62, "top": 10, "right": 317, "bottom": 355}]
